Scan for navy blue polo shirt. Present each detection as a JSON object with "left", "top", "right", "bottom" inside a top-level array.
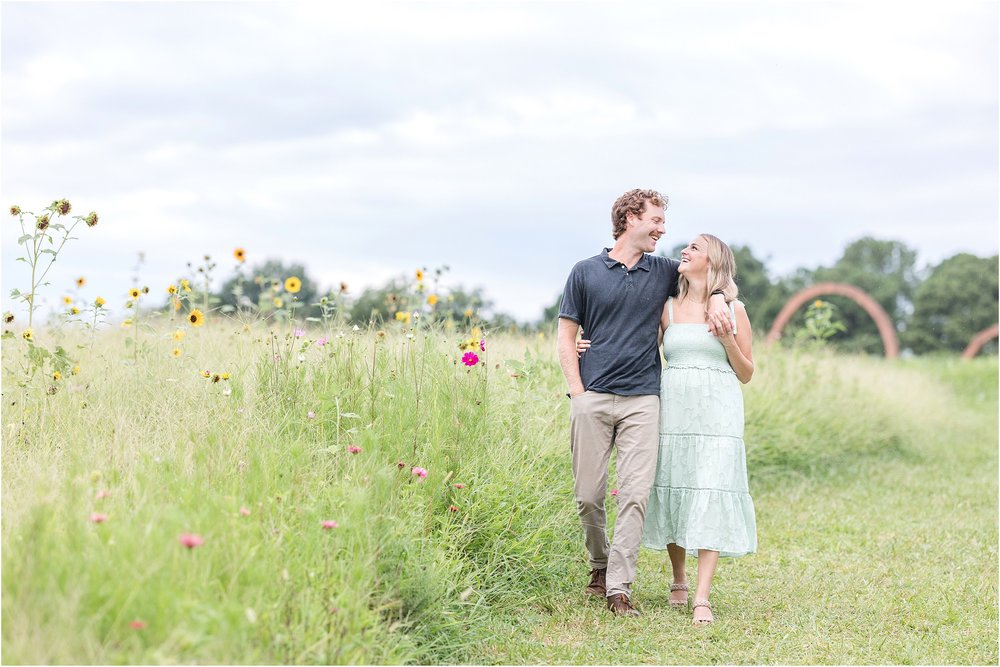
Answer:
[{"left": 559, "top": 249, "right": 680, "bottom": 395}]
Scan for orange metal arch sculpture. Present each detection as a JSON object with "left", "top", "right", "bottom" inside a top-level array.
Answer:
[
  {"left": 962, "top": 324, "right": 999, "bottom": 359},
  {"left": 766, "top": 282, "right": 900, "bottom": 358}
]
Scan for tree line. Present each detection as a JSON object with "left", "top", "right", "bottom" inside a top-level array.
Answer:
[{"left": 212, "top": 237, "right": 997, "bottom": 356}]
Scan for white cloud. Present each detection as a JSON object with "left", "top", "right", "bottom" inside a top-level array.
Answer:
[{"left": 2, "top": 2, "right": 996, "bottom": 324}]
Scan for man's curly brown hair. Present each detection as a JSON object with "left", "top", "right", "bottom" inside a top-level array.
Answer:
[{"left": 610, "top": 189, "right": 669, "bottom": 240}]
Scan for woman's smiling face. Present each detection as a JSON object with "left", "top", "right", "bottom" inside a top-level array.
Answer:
[{"left": 678, "top": 235, "right": 710, "bottom": 276}]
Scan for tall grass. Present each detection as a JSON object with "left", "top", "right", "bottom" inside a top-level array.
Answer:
[{"left": 2, "top": 321, "right": 996, "bottom": 664}]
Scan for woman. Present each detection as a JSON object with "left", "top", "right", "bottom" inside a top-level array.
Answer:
[{"left": 577, "top": 234, "right": 756, "bottom": 625}]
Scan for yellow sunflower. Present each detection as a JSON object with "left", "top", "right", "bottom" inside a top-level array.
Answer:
[
  {"left": 234, "top": 248, "right": 246, "bottom": 263},
  {"left": 172, "top": 329, "right": 185, "bottom": 341},
  {"left": 95, "top": 296, "right": 106, "bottom": 308},
  {"left": 284, "top": 276, "right": 301, "bottom": 294},
  {"left": 129, "top": 288, "right": 140, "bottom": 299},
  {"left": 415, "top": 269, "right": 425, "bottom": 282},
  {"left": 72, "top": 365, "right": 80, "bottom": 375},
  {"left": 463, "top": 309, "right": 473, "bottom": 318},
  {"left": 188, "top": 309, "right": 205, "bottom": 327},
  {"left": 427, "top": 294, "right": 438, "bottom": 306},
  {"left": 52, "top": 371, "right": 61, "bottom": 382},
  {"left": 171, "top": 348, "right": 182, "bottom": 358},
  {"left": 167, "top": 285, "right": 177, "bottom": 295},
  {"left": 76, "top": 277, "right": 86, "bottom": 288},
  {"left": 273, "top": 297, "right": 283, "bottom": 308},
  {"left": 63, "top": 296, "right": 72, "bottom": 305},
  {"left": 22, "top": 328, "right": 33, "bottom": 342},
  {"left": 181, "top": 279, "right": 191, "bottom": 293},
  {"left": 70, "top": 306, "right": 80, "bottom": 315}
]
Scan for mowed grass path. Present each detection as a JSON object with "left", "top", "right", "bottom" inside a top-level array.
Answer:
[{"left": 475, "top": 357, "right": 998, "bottom": 665}]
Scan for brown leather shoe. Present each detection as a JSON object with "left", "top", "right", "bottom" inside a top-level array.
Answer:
[
  {"left": 585, "top": 567, "right": 607, "bottom": 596},
  {"left": 606, "top": 593, "right": 641, "bottom": 617}
]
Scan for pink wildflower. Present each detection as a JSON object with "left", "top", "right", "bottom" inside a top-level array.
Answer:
[
  {"left": 293, "top": 328, "right": 305, "bottom": 338},
  {"left": 321, "top": 520, "right": 339, "bottom": 529},
  {"left": 129, "top": 620, "right": 146, "bottom": 629},
  {"left": 610, "top": 489, "right": 619, "bottom": 497},
  {"left": 89, "top": 512, "right": 108, "bottom": 523},
  {"left": 411, "top": 466, "right": 428, "bottom": 479},
  {"left": 178, "top": 533, "right": 204, "bottom": 549},
  {"left": 480, "top": 338, "right": 486, "bottom": 352},
  {"left": 462, "top": 352, "right": 479, "bottom": 366},
  {"left": 316, "top": 336, "right": 328, "bottom": 346},
  {"left": 453, "top": 483, "right": 466, "bottom": 489},
  {"left": 95, "top": 489, "right": 111, "bottom": 500},
  {"left": 239, "top": 507, "right": 251, "bottom": 516},
  {"left": 307, "top": 411, "right": 315, "bottom": 419},
  {"left": 347, "top": 445, "right": 362, "bottom": 454}
]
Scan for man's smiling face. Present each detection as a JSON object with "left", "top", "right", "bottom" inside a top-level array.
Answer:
[{"left": 625, "top": 204, "right": 665, "bottom": 253}]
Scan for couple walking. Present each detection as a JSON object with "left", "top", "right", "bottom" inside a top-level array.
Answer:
[{"left": 557, "top": 188, "right": 757, "bottom": 624}]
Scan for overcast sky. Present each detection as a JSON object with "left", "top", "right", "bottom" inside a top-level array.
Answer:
[{"left": 2, "top": 2, "right": 997, "bottom": 323}]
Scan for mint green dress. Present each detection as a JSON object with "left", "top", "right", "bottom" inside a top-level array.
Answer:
[{"left": 642, "top": 298, "right": 757, "bottom": 558}]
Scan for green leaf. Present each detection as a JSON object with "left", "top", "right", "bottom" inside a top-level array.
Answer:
[
  {"left": 17, "top": 234, "right": 32, "bottom": 244},
  {"left": 9, "top": 289, "right": 20, "bottom": 297}
]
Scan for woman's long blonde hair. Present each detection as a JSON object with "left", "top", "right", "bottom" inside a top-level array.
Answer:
[{"left": 677, "top": 233, "right": 739, "bottom": 314}]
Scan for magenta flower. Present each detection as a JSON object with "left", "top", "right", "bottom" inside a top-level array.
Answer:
[
  {"left": 89, "top": 512, "right": 108, "bottom": 523},
  {"left": 462, "top": 352, "right": 479, "bottom": 366},
  {"left": 307, "top": 411, "right": 315, "bottom": 419},
  {"left": 453, "top": 483, "right": 466, "bottom": 489},
  {"left": 610, "top": 489, "right": 619, "bottom": 497},
  {"left": 411, "top": 466, "right": 428, "bottom": 479},
  {"left": 321, "top": 520, "right": 339, "bottom": 529},
  {"left": 480, "top": 338, "right": 486, "bottom": 351},
  {"left": 347, "top": 445, "right": 362, "bottom": 454},
  {"left": 178, "top": 533, "right": 204, "bottom": 549},
  {"left": 293, "top": 328, "right": 305, "bottom": 338},
  {"left": 95, "top": 489, "right": 111, "bottom": 500},
  {"left": 129, "top": 620, "right": 147, "bottom": 629},
  {"left": 239, "top": 507, "right": 251, "bottom": 517}
]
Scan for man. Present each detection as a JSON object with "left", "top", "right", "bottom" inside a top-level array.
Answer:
[{"left": 557, "top": 188, "right": 732, "bottom": 617}]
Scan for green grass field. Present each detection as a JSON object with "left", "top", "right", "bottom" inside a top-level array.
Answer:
[{"left": 2, "top": 321, "right": 996, "bottom": 665}]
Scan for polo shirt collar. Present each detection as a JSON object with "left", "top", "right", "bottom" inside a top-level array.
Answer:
[{"left": 601, "top": 248, "right": 652, "bottom": 272}]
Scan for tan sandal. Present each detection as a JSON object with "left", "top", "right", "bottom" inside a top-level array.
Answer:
[
  {"left": 692, "top": 599, "right": 714, "bottom": 625},
  {"left": 669, "top": 582, "right": 688, "bottom": 609}
]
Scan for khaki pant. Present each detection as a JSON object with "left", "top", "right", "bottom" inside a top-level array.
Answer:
[{"left": 569, "top": 391, "right": 659, "bottom": 598}]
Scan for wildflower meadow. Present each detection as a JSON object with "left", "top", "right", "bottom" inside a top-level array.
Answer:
[{"left": 1, "top": 201, "right": 997, "bottom": 665}]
